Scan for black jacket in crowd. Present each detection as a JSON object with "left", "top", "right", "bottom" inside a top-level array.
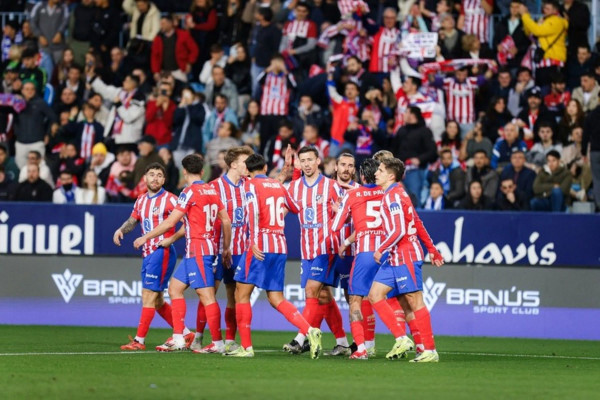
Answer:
[
  {"left": 13, "top": 96, "right": 57, "bottom": 144},
  {"left": 389, "top": 121, "right": 438, "bottom": 168},
  {"left": 14, "top": 179, "right": 53, "bottom": 202}
]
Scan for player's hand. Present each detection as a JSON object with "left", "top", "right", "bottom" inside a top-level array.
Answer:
[
  {"left": 430, "top": 250, "right": 444, "bottom": 267},
  {"left": 223, "top": 249, "right": 233, "bottom": 269},
  {"left": 113, "top": 229, "right": 123, "bottom": 246},
  {"left": 158, "top": 237, "right": 174, "bottom": 248},
  {"left": 284, "top": 144, "right": 294, "bottom": 168},
  {"left": 373, "top": 251, "right": 382, "bottom": 264},
  {"left": 338, "top": 244, "right": 347, "bottom": 258},
  {"left": 252, "top": 245, "right": 265, "bottom": 261},
  {"left": 133, "top": 237, "right": 145, "bottom": 250}
]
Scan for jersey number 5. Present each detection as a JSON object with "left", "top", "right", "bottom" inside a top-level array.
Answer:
[{"left": 366, "top": 201, "right": 382, "bottom": 229}]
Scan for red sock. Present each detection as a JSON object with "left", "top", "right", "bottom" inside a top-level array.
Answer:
[
  {"left": 302, "top": 298, "right": 322, "bottom": 328},
  {"left": 350, "top": 321, "right": 365, "bottom": 347},
  {"left": 414, "top": 307, "right": 435, "bottom": 350},
  {"left": 136, "top": 307, "right": 155, "bottom": 338},
  {"left": 324, "top": 300, "right": 346, "bottom": 339},
  {"left": 205, "top": 302, "right": 222, "bottom": 341},
  {"left": 156, "top": 303, "right": 173, "bottom": 327},
  {"left": 387, "top": 297, "right": 406, "bottom": 331},
  {"left": 196, "top": 301, "right": 207, "bottom": 334},
  {"left": 407, "top": 318, "right": 422, "bottom": 349},
  {"left": 277, "top": 300, "right": 310, "bottom": 334},
  {"left": 171, "top": 298, "right": 186, "bottom": 335},
  {"left": 372, "top": 299, "right": 405, "bottom": 338},
  {"left": 225, "top": 307, "right": 237, "bottom": 341},
  {"left": 361, "top": 299, "right": 375, "bottom": 342},
  {"left": 236, "top": 303, "right": 252, "bottom": 349}
]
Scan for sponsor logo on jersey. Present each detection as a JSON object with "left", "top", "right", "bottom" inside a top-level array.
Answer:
[
  {"left": 304, "top": 207, "right": 315, "bottom": 223},
  {"left": 143, "top": 218, "right": 152, "bottom": 232},
  {"left": 234, "top": 207, "right": 244, "bottom": 222}
]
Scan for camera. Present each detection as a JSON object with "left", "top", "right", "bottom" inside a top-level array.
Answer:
[{"left": 160, "top": 89, "right": 168, "bottom": 96}]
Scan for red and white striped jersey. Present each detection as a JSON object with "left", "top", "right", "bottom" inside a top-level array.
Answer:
[
  {"left": 333, "top": 180, "right": 360, "bottom": 256},
  {"left": 395, "top": 88, "right": 435, "bottom": 130},
  {"left": 368, "top": 27, "right": 400, "bottom": 73},
  {"left": 131, "top": 188, "right": 177, "bottom": 258},
  {"left": 282, "top": 20, "right": 317, "bottom": 49},
  {"left": 258, "top": 72, "right": 296, "bottom": 116},
  {"left": 331, "top": 184, "right": 385, "bottom": 254},
  {"left": 461, "top": 0, "right": 490, "bottom": 43},
  {"left": 80, "top": 123, "right": 96, "bottom": 159},
  {"left": 338, "top": 0, "right": 369, "bottom": 16},
  {"left": 175, "top": 181, "right": 225, "bottom": 258},
  {"left": 377, "top": 183, "right": 425, "bottom": 266},
  {"left": 288, "top": 174, "right": 340, "bottom": 259},
  {"left": 244, "top": 174, "right": 300, "bottom": 254},
  {"left": 443, "top": 77, "right": 481, "bottom": 124},
  {"left": 210, "top": 175, "right": 247, "bottom": 255}
]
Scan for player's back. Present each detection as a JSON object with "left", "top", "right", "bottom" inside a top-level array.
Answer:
[
  {"left": 210, "top": 176, "right": 246, "bottom": 255},
  {"left": 132, "top": 189, "right": 178, "bottom": 257},
  {"left": 347, "top": 184, "right": 386, "bottom": 253}
]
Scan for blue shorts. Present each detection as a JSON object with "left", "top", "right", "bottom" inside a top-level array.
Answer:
[
  {"left": 373, "top": 260, "right": 423, "bottom": 295},
  {"left": 332, "top": 255, "right": 353, "bottom": 290},
  {"left": 214, "top": 254, "right": 243, "bottom": 284},
  {"left": 172, "top": 255, "right": 217, "bottom": 290},
  {"left": 348, "top": 252, "right": 388, "bottom": 297},
  {"left": 141, "top": 245, "right": 177, "bottom": 291},
  {"left": 234, "top": 252, "right": 287, "bottom": 291},
  {"left": 301, "top": 254, "right": 336, "bottom": 288}
]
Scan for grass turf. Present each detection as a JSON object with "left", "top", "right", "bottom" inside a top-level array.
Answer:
[{"left": 1, "top": 325, "right": 599, "bottom": 400}]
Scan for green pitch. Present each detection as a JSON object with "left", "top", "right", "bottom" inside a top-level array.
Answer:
[{"left": 1, "top": 326, "right": 599, "bottom": 400}]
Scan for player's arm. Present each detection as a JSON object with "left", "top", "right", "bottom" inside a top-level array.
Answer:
[
  {"left": 113, "top": 217, "right": 139, "bottom": 246},
  {"left": 276, "top": 144, "right": 294, "bottom": 184},
  {"left": 158, "top": 225, "right": 185, "bottom": 248},
  {"left": 283, "top": 186, "right": 301, "bottom": 214},
  {"left": 338, "top": 231, "right": 356, "bottom": 258},
  {"left": 246, "top": 185, "right": 265, "bottom": 261},
  {"left": 329, "top": 193, "right": 351, "bottom": 233},
  {"left": 132, "top": 209, "right": 184, "bottom": 249},
  {"left": 412, "top": 209, "right": 444, "bottom": 266},
  {"left": 375, "top": 198, "right": 405, "bottom": 263}
]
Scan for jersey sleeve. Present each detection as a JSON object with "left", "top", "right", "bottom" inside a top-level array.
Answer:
[
  {"left": 175, "top": 187, "right": 194, "bottom": 213},
  {"left": 245, "top": 183, "right": 260, "bottom": 245},
  {"left": 377, "top": 192, "right": 406, "bottom": 254},
  {"left": 330, "top": 192, "right": 351, "bottom": 233},
  {"left": 283, "top": 184, "right": 301, "bottom": 214},
  {"left": 130, "top": 197, "right": 141, "bottom": 220}
]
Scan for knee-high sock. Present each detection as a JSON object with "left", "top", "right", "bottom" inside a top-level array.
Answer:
[
  {"left": 323, "top": 299, "right": 346, "bottom": 339},
  {"left": 205, "top": 302, "right": 222, "bottom": 342},
  {"left": 236, "top": 303, "right": 252, "bottom": 349},
  {"left": 372, "top": 299, "right": 405, "bottom": 338},
  {"left": 136, "top": 307, "right": 155, "bottom": 339},
  {"left": 171, "top": 298, "right": 186, "bottom": 335},
  {"left": 350, "top": 321, "right": 365, "bottom": 347},
  {"left": 156, "top": 303, "right": 173, "bottom": 327},
  {"left": 302, "top": 297, "right": 322, "bottom": 328},
  {"left": 277, "top": 300, "right": 310, "bottom": 334},
  {"left": 361, "top": 299, "right": 375, "bottom": 342},
  {"left": 196, "top": 301, "right": 207, "bottom": 334},
  {"left": 225, "top": 307, "right": 237, "bottom": 341},
  {"left": 407, "top": 318, "right": 423, "bottom": 351},
  {"left": 414, "top": 307, "right": 435, "bottom": 350}
]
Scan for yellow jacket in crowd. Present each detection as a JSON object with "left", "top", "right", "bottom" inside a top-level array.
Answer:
[{"left": 521, "top": 13, "right": 568, "bottom": 63}]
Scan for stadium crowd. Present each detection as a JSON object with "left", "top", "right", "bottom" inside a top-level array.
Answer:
[{"left": 0, "top": 0, "right": 599, "bottom": 212}]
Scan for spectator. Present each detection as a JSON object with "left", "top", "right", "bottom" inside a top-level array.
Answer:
[
  {"left": 50, "top": 48, "right": 74, "bottom": 88},
  {"left": 507, "top": 66, "right": 535, "bottom": 117},
  {"left": 132, "top": 135, "right": 164, "bottom": 187},
  {"left": 582, "top": 100, "right": 600, "bottom": 210},
  {"left": 500, "top": 149, "right": 536, "bottom": 201},
  {"left": 292, "top": 94, "right": 325, "bottom": 139},
  {"left": 219, "top": 0, "right": 246, "bottom": 49},
  {"left": 240, "top": 99, "right": 261, "bottom": 150},
  {"left": 557, "top": 99, "right": 584, "bottom": 145},
  {"left": 420, "top": 0, "right": 452, "bottom": 33},
  {"left": 572, "top": 72, "right": 599, "bottom": 113},
  {"left": 14, "top": 163, "right": 53, "bottom": 202},
  {"left": 158, "top": 147, "right": 179, "bottom": 193},
  {"left": 68, "top": 0, "right": 96, "bottom": 65},
  {"left": 13, "top": 81, "right": 57, "bottom": 169},
  {"left": 145, "top": 81, "right": 176, "bottom": 146},
  {"left": 428, "top": 148, "right": 466, "bottom": 207},
  {"left": 205, "top": 66, "right": 239, "bottom": 116},
  {"left": 53, "top": 87, "right": 79, "bottom": 116},
  {"left": 566, "top": 44, "right": 595, "bottom": 90},
  {"left": 327, "top": 70, "right": 359, "bottom": 156},
  {"left": 265, "top": 119, "right": 298, "bottom": 171},
  {"left": 0, "top": 143, "right": 19, "bottom": 182},
  {"left": 53, "top": 170, "right": 80, "bottom": 204},
  {"left": 58, "top": 65, "right": 85, "bottom": 105},
  {"left": 562, "top": 0, "right": 590, "bottom": 58},
  {"left": 344, "top": 55, "right": 380, "bottom": 102},
  {"left": 1, "top": 18, "right": 22, "bottom": 64},
  {"left": 123, "top": 0, "right": 161, "bottom": 43},
  {"left": 151, "top": 15, "right": 199, "bottom": 83},
  {"left": 249, "top": 7, "right": 283, "bottom": 95},
  {"left": 87, "top": 142, "right": 114, "bottom": 186},
  {"left": 488, "top": 68, "right": 513, "bottom": 103},
  {"left": 185, "top": 0, "right": 219, "bottom": 72},
  {"left": 482, "top": 96, "right": 512, "bottom": 143},
  {"left": 435, "top": 120, "right": 462, "bottom": 164},
  {"left": 105, "top": 146, "right": 137, "bottom": 202},
  {"left": 389, "top": 106, "right": 437, "bottom": 204},
  {"left": 205, "top": 121, "right": 241, "bottom": 178},
  {"left": 18, "top": 151, "right": 54, "bottom": 188},
  {"left": 562, "top": 126, "right": 585, "bottom": 166},
  {"left": 202, "top": 93, "right": 238, "bottom": 152},
  {"left": 18, "top": 48, "right": 46, "bottom": 96},
  {"left": 438, "top": 13, "right": 465, "bottom": 60},
  {"left": 530, "top": 150, "right": 571, "bottom": 211},
  {"left": 131, "top": 68, "right": 153, "bottom": 98},
  {"left": 466, "top": 149, "right": 499, "bottom": 199},
  {"left": 519, "top": 1, "right": 568, "bottom": 87},
  {"left": 301, "top": 123, "right": 330, "bottom": 159},
  {"left": 81, "top": 92, "right": 110, "bottom": 129},
  {"left": 225, "top": 43, "right": 252, "bottom": 113},
  {"left": 76, "top": 169, "right": 106, "bottom": 204},
  {"left": 567, "top": 156, "right": 592, "bottom": 203},
  {"left": 543, "top": 72, "right": 571, "bottom": 121},
  {"left": 0, "top": 165, "right": 17, "bottom": 201},
  {"left": 462, "top": 34, "right": 494, "bottom": 60},
  {"left": 30, "top": 0, "right": 70, "bottom": 65},
  {"left": 344, "top": 108, "right": 386, "bottom": 166},
  {"left": 516, "top": 87, "right": 554, "bottom": 147},
  {"left": 458, "top": 0, "right": 493, "bottom": 47},
  {"left": 491, "top": 122, "right": 527, "bottom": 170},
  {"left": 91, "top": 0, "right": 121, "bottom": 65},
  {"left": 59, "top": 103, "right": 105, "bottom": 160},
  {"left": 199, "top": 44, "right": 228, "bottom": 85},
  {"left": 423, "top": 181, "right": 450, "bottom": 210},
  {"left": 105, "top": 47, "right": 127, "bottom": 87},
  {"left": 458, "top": 180, "right": 494, "bottom": 210},
  {"left": 171, "top": 87, "right": 206, "bottom": 166},
  {"left": 52, "top": 142, "right": 86, "bottom": 184},
  {"left": 391, "top": 72, "right": 434, "bottom": 130},
  {"left": 496, "top": 177, "right": 529, "bottom": 210},
  {"left": 366, "top": 7, "right": 400, "bottom": 75},
  {"left": 526, "top": 122, "right": 563, "bottom": 171},
  {"left": 256, "top": 55, "right": 295, "bottom": 153},
  {"left": 280, "top": 1, "right": 318, "bottom": 78},
  {"left": 89, "top": 72, "right": 146, "bottom": 145},
  {"left": 493, "top": 0, "right": 530, "bottom": 70}
]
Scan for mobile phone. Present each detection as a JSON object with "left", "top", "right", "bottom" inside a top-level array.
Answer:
[{"left": 160, "top": 89, "right": 168, "bottom": 96}]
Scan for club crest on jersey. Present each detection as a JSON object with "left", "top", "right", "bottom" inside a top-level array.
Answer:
[
  {"left": 390, "top": 202, "right": 402, "bottom": 215},
  {"left": 246, "top": 192, "right": 254, "bottom": 200},
  {"left": 315, "top": 195, "right": 324, "bottom": 204},
  {"left": 177, "top": 191, "right": 188, "bottom": 206},
  {"left": 305, "top": 207, "right": 315, "bottom": 222},
  {"left": 152, "top": 207, "right": 160, "bottom": 216},
  {"left": 143, "top": 218, "right": 152, "bottom": 232}
]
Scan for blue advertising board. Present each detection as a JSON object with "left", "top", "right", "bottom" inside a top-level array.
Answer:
[{"left": 0, "top": 203, "right": 598, "bottom": 266}]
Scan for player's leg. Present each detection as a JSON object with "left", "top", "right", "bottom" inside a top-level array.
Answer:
[
  {"left": 222, "top": 254, "right": 242, "bottom": 351},
  {"left": 121, "top": 288, "right": 159, "bottom": 350},
  {"left": 348, "top": 294, "right": 367, "bottom": 359},
  {"left": 193, "top": 255, "right": 224, "bottom": 354},
  {"left": 195, "top": 255, "right": 224, "bottom": 348},
  {"left": 399, "top": 296, "right": 423, "bottom": 355},
  {"left": 320, "top": 287, "right": 350, "bottom": 353},
  {"left": 226, "top": 282, "right": 254, "bottom": 356},
  {"left": 361, "top": 299, "right": 376, "bottom": 354},
  {"left": 155, "top": 275, "right": 190, "bottom": 352}
]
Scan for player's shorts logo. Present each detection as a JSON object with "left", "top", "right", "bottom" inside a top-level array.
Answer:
[
  {"left": 305, "top": 207, "right": 315, "bottom": 222},
  {"left": 234, "top": 207, "right": 244, "bottom": 222},
  {"left": 390, "top": 202, "right": 402, "bottom": 214},
  {"left": 143, "top": 218, "right": 152, "bottom": 232}
]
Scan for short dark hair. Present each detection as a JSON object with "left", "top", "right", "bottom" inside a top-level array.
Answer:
[
  {"left": 405, "top": 75, "right": 421, "bottom": 89},
  {"left": 546, "top": 150, "right": 561, "bottom": 160},
  {"left": 440, "top": 148, "right": 453, "bottom": 156},
  {"left": 210, "top": 43, "right": 223, "bottom": 53},
  {"left": 517, "top": 66, "right": 532, "bottom": 77},
  {"left": 29, "top": 150, "right": 42, "bottom": 160},
  {"left": 182, "top": 154, "right": 204, "bottom": 174},
  {"left": 127, "top": 74, "right": 140, "bottom": 86},
  {"left": 408, "top": 106, "right": 423, "bottom": 122},
  {"left": 296, "top": 1, "right": 310, "bottom": 11},
  {"left": 473, "top": 149, "right": 488, "bottom": 158},
  {"left": 116, "top": 145, "right": 130, "bottom": 155},
  {"left": 381, "top": 158, "right": 405, "bottom": 182},
  {"left": 225, "top": 146, "right": 254, "bottom": 167},
  {"left": 144, "top": 162, "right": 166, "bottom": 176},
  {"left": 537, "top": 121, "right": 554, "bottom": 131},
  {"left": 581, "top": 71, "right": 596, "bottom": 80},
  {"left": 279, "top": 119, "right": 293, "bottom": 131},
  {"left": 297, "top": 146, "right": 320, "bottom": 159},
  {"left": 59, "top": 170, "right": 73, "bottom": 177},
  {"left": 359, "top": 158, "right": 379, "bottom": 184},
  {"left": 337, "top": 152, "right": 355, "bottom": 163},
  {"left": 345, "top": 81, "right": 360, "bottom": 92},
  {"left": 215, "top": 93, "right": 228, "bottom": 103},
  {"left": 497, "top": 67, "right": 511, "bottom": 76},
  {"left": 258, "top": 7, "right": 273, "bottom": 22},
  {"left": 245, "top": 154, "right": 266, "bottom": 172}
]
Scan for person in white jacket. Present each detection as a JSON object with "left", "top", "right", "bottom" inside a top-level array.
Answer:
[
  {"left": 76, "top": 169, "right": 106, "bottom": 204},
  {"left": 88, "top": 70, "right": 146, "bottom": 145}
]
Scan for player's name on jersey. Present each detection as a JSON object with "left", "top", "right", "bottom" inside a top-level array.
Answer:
[{"left": 353, "top": 189, "right": 384, "bottom": 197}]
